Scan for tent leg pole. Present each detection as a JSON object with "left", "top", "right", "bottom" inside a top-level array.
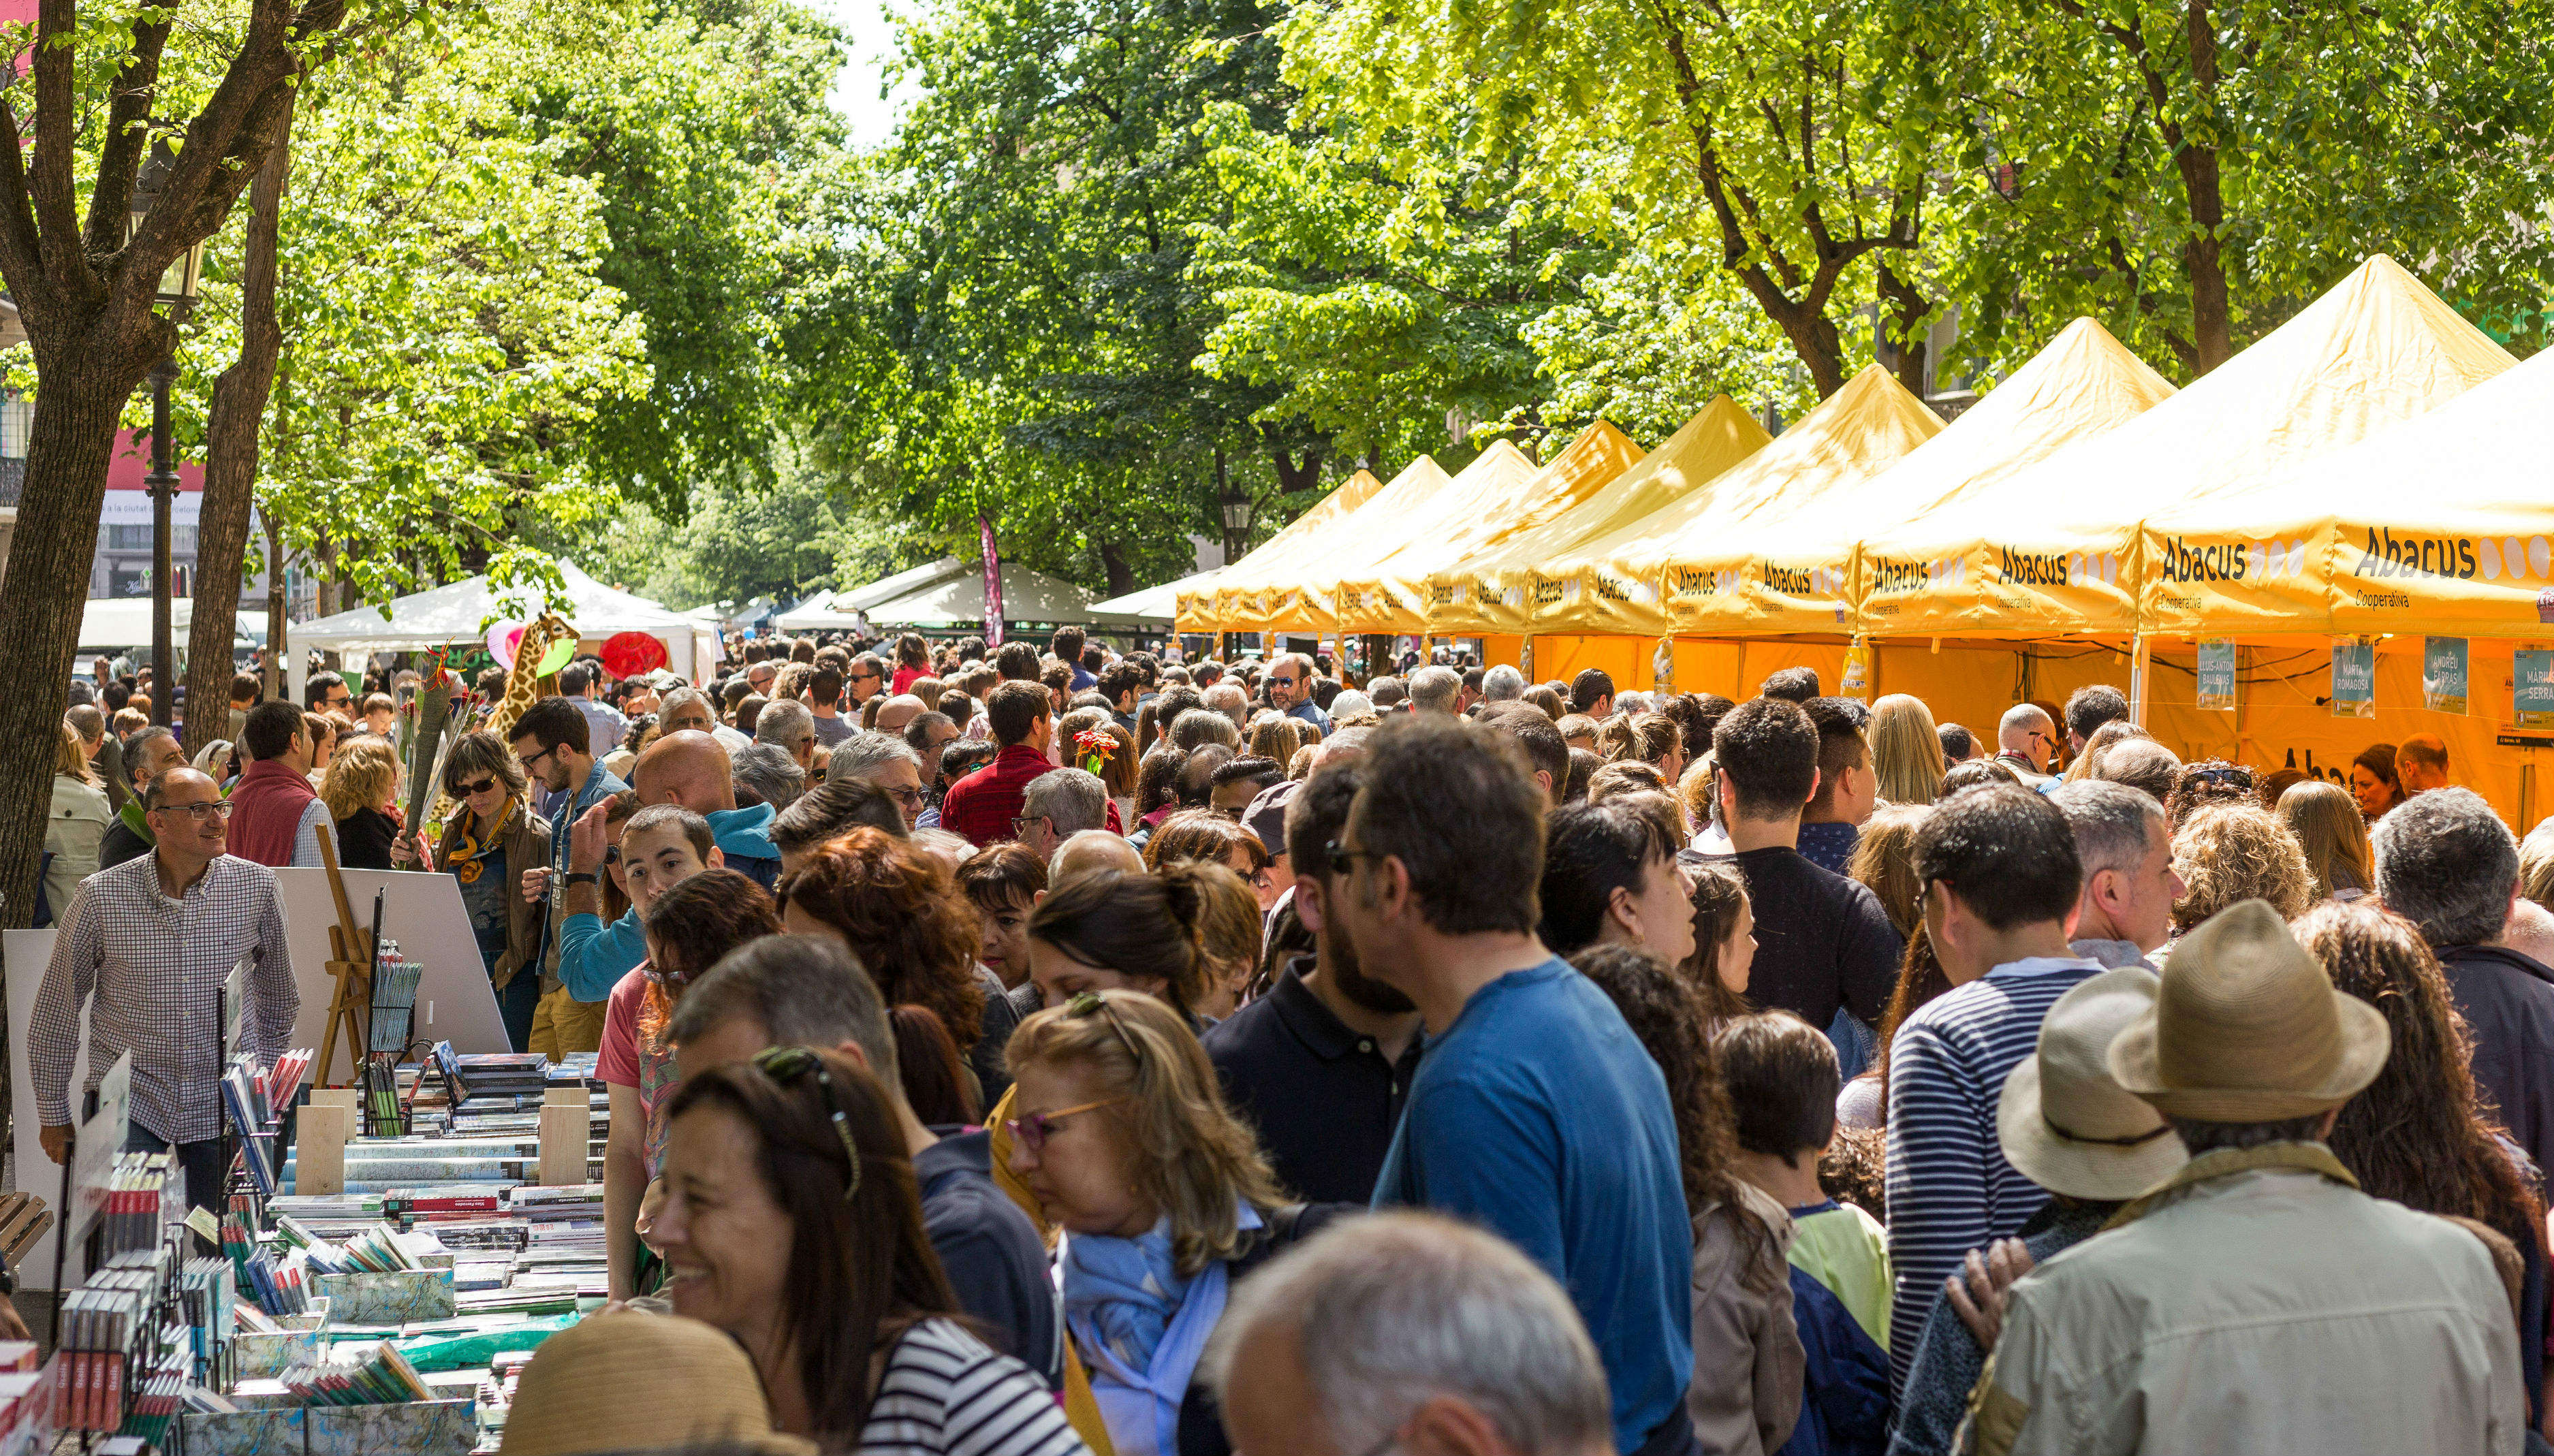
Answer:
[{"left": 2128, "top": 633, "right": 2151, "bottom": 727}]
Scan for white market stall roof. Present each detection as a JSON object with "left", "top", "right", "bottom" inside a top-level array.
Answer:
[
  {"left": 80, "top": 597, "right": 266, "bottom": 650},
  {"left": 1088, "top": 569, "right": 1216, "bottom": 627},
  {"left": 289, "top": 559, "right": 716, "bottom": 682},
  {"left": 772, "top": 558, "right": 989, "bottom": 631},
  {"left": 864, "top": 558, "right": 1141, "bottom": 629}
]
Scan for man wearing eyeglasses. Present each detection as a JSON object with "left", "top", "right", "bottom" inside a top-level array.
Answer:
[
  {"left": 31, "top": 765, "right": 298, "bottom": 1216},
  {"left": 512, "top": 697, "right": 628, "bottom": 1057},
  {"left": 1993, "top": 703, "right": 2060, "bottom": 787},
  {"left": 1264, "top": 652, "right": 1331, "bottom": 733}
]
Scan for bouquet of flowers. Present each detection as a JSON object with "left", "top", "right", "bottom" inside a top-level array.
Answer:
[{"left": 1075, "top": 727, "right": 1118, "bottom": 778}]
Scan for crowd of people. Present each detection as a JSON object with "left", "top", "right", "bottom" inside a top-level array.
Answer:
[{"left": 30, "top": 629, "right": 2554, "bottom": 1456}]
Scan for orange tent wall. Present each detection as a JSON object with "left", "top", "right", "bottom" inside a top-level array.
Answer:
[{"left": 1510, "top": 633, "right": 2540, "bottom": 827}]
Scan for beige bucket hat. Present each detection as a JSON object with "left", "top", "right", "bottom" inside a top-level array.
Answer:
[
  {"left": 500, "top": 1310, "right": 816, "bottom": 1456},
  {"left": 1998, "top": 968, "right": 2189, "bottom": 1199},
  {"left": 2107, "top": 898, "right": 2391, "bottom": 1120}
]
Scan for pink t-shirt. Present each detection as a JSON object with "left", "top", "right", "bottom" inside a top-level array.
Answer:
[{"left": 597, "top": 967, "right": 676, "bottom": 1178}]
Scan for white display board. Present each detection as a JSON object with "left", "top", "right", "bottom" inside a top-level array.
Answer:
[
  {"left": 4, "top": 928, "right": 84, "bottom": 1288},
  {"left": 272, "top": 868, "right": 511, "bottom": 1084}
]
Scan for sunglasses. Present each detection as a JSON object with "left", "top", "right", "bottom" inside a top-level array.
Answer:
[
  {"left": 1325, "top": 838, "right": 1382, "bottom": 872},
  {"left": 1067, "top": 989, "right": 1144, "bottom": 1066},
  {"left": 1005, "top": 1096, "right": 1124, "bottom": 1155},
  {"left": 751, "top": 1046, "right": 864, "bottom": 1201},
  {"left": 2188, "top": 766, "right": 2254, "bottom": 788},
  {"left": 456, "top": 776, "right": 500, "bottom": 797}
]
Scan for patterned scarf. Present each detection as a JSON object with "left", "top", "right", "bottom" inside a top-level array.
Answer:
[{"left": 447, "top": 797, "right": 518, "bottom": 884}]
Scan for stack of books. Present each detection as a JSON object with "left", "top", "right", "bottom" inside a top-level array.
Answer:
[
  {"left": 55, "top": 1269, "right": 155, "bottom": 1429},
  {"left": 93, "top": 1154, "right": 172, "bottom": 1263},
  {"left": 275, "top": 1343, "right": 435, "bottom": 1406}
]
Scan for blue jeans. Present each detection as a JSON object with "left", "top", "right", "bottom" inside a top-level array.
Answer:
[{"left": 495, "top": 970, "right": 543, "bottom": 1054}]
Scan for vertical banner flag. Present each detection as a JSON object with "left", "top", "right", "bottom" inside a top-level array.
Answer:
[
  {"left": 2331, "top": 639, "right": 2376, "bottom": 718},
  {"left": 979, "top": 513, "right": 1005, "bottom": 648},
  {"left": 2196, "top": 640, "right": 2238, "bottom": 712},
  {"left": 2517, "top": 650, "right": 2554, "bottom": 728},
  {"left": 1839, "top": 639, "right": 1872, "bottom": 700},
  {"left": 2423, "top": 637, "right": 2469, "bottom": 714}
]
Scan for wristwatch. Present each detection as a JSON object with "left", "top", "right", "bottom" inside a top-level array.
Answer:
[{"left": 564, "top": 872, "right": 600, "bottom": 886}]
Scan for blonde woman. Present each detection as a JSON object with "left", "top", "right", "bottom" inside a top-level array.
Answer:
[
  {"left": 319, "top": 734, "right": 403, "bottom": 870},
  {"left": 1246, "top": 712, "right": 1304, "bottom": 767},
  {"left": 43, "top": 722, "right": 111, "bottom": 927},
  {"left": 1005, "top": 989, "right": 1311, "bottom": 1456},
  {"left": 1866, "top": 694, "right": 1944, "bottom": 806},
  {"left": 2277, "top": 778, "right": 2374, "bottom": 901}
]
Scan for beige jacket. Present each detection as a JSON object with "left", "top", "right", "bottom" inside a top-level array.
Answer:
[
  {"left": 1974, "top": 1143, "right": 2525, "bottom": 1456},
  {"left": 43, "top": 774, "right": 112, "bottom": 923},
  {"left": 1689, "top": 1182, "right": 1805, "bottom": 1456}
]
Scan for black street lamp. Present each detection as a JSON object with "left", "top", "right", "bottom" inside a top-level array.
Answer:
[
  {"left": 129, "top": 139, "right": 206, "bottom": 729},
  {"left": 1218, "top": 496, "right": 1253, "bottom": 661}
]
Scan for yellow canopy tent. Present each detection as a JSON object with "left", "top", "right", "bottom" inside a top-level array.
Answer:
[
  {"left": 1529, "top": 367, "right": 1941, "bottom": 643},
  {"left": 1325, "top": 437, "right": 1569, "bottom": 634},
  {"left": 1335, "top": 424, "right": 1641, "bottom": 636},
  {"left": 1855, "top": 255, "right": 2516, "bottom": 642},
  {"left": 1841, "top": 317, "right": 2177, "bottom": 633},
  {"left": 2128, "top": 345, "right": 2554, "bottom": 827},
  {"left": 1180, "top": 460, "right": 1425, "bottom": 632},
  {"left": 1423, "top": 396, "right": 1771, "bottom": 637}
]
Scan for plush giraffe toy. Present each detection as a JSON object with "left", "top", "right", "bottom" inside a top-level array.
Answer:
[{"left": 424, "top": 611, "right": 573, "bottom": 830}]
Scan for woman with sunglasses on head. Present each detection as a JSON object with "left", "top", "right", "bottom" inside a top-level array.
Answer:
[
  {"left": 653, "top": 1045, "right": 1088, "bottom": 1455},
  {"left": 1142, "top": 810, "right": 1278, "bottom": 915},
  {"left": 605, "top": 868, "right": 782, "bottom": 1301},
  {"left": 420, "top": 732, "right": 554, "bottom": 1051},
  {"left": 1007, "top": 990, "right": 1341, "bottom": 1456}
]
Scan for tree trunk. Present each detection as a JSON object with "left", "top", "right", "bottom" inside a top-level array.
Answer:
[
  {"left": 1272, "top": 444, "right": 1323, "bottom": 496},
  {"left": 1877, "top": 256, "right": 1931, "bottom": 398},
  {"left": 2175, "top": 0, "right": 2230, "bottom": 373},
  {"left": 186, "top": 99, "right": 293, "bottom": 755},
  {"left": 0, "top": 351, "right": 165, "bottom": 930},
  {"left": 1099, "top": 540, "right": 1135, "bottom": 600}
]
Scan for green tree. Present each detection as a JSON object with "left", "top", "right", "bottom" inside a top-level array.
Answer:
[{"left": 1948, "top": 0, "right": 2554, "bottom": 374}]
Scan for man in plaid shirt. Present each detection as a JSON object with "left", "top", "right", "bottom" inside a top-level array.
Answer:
[
  {"left": 32, "top": 765, "right": 298, "bottom": 1214},
  {"left": 935, "top": 681, "right": 1057, "bottom": 848}
]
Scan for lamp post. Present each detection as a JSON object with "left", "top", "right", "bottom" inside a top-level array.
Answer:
[
  {"left": 1218, "top": 496, "right": 1252, "bottom": 661},
  {"left": 129, "top": 139, "right": 206, "bottom": 729}
]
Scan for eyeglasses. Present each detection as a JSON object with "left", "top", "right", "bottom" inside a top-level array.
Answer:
[
  {"left": 2186, "top": 766, "right": 2254, "bottom": 788},
  {"left": 887, "top": 785, "right": 926, "bottom": 808},
  {"left": 751, "top": 1045, "right": 863, "bottom": 1201},
  {"left": 518, "top": 742, "right": 560, "bottom": 773},
  {"left": 324, "top": 693, "right": 351, "bottom": 708},
  {"left": 151, "top": 801, "right": 232, "bottom": 822},
  {"left": 456, "top": 776, "right": 500, "bottom": 797},
  {"left": 1270, "top": 675, "right": 1298, "bottom": 686},
  {"left": 1325, "top": 838, "right": 1382, "bottom": 872},
  {"left": 1004, "top": 1097, "right": 1124, "bottom": 1155},
  {"left": 1012, "top": 814, "right": 1050, "bottom": 836}
]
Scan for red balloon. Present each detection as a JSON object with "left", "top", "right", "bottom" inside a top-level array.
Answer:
[{"left": 601, "top": 631, "right": 669, "bottom": 680}]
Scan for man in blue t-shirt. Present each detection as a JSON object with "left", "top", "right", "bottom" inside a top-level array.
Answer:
[{"left": 1336, "top": 715, "right": 1697, "bottom": 1456}]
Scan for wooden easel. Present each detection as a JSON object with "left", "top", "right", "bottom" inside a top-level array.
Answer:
[{"left": 313, "top": 832, "right": 375, "bottom": 1089}]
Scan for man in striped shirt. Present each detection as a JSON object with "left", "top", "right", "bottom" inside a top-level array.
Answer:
[{"left": 1882, "top": 782, "right": 2104, "bottom": 1395}]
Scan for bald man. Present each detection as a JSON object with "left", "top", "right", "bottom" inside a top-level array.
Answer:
[
  {"left": 1993, "top": 703, "right": 2058, "bottom": 785},
  {"left": 1048, "top": 829, "right": 1145, "bottom": 886},
  {"left": 632, "top": 730, "right": 782, "bottom": 888},
  {"left": 2397, "top": 733, "right": 2453, "bottom": 794},
  {"left": 873, "top": 695, "right": 928, "bottom": 736}
]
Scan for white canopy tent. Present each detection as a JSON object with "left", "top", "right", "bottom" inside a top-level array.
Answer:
[
  {"left": 1088, "top": 570, "right": 1213, "bottom": 628},
  {"left": 863, "top": 558, "right": 1143, "bottom": 631},
  {"left": 287, "top": 559, "right": 716, "bottom": 701},
  {"left": 772, "top": 558, "right": 981, "bottom": 633},
  {"left": 79, "top": 598, "right": 268, "bottom": 652}
]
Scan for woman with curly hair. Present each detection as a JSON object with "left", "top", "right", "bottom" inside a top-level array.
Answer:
[
  {"left": 2299, "top": 900, "right": 2551, "bottom": 1423},
  {"left": 2166, "top": 757, "right": 2259, "bottom": 829},
  {"left": 2169, "top": 801, "right": 2312, "bottom": 936},
  {"left": 1571, "top": 943, "right": 1800, "bottom": 1456},
  {"left": 778, "top": 825, "right": 1017, "bottom": 1105}
]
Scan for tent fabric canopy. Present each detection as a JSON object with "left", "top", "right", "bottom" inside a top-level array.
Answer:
[
  {"left": 774, "top": 558, "right": 986, "bottom": 631},
  {"left": 288, "top": 560, "right": 716, "bottom": 698},
  {"left": 861, "top": 558, "right": 1135, "bottom": 629},
  {"left": 1855, "top": 254, "right": 2515, "bottom": 639},
  {"left": 1831, "top": 317, "right": 2177, "bottom": 633},
  {"left": 1321, "top": 439, "right": 1554, "bottom": 633},
  {"left": 1192, "top": 460, "right": 1440, "bottom": 631},
  {"left": 1530, "top": 367, "right": 1942, "bottom": 638},
  {"left": 2138, "top": 342, "right": 2554, "bottom": 640},
  {"left": 1089, "top": 569, "right": 1217, "bottom": 626},
  {"left": 80, "top": 597, "right": 268, "bottom": 650},
  {"left": 1342, "top": 421, "right": 1644, "bottom": 637},
  {"left": 1430, "top": 397, "right": 1772, "bottom": 637}
]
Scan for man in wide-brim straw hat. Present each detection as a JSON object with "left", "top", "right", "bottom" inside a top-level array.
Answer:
[{"left": 1969, "top": 898, "right": 2529, "bottom": 1456}]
